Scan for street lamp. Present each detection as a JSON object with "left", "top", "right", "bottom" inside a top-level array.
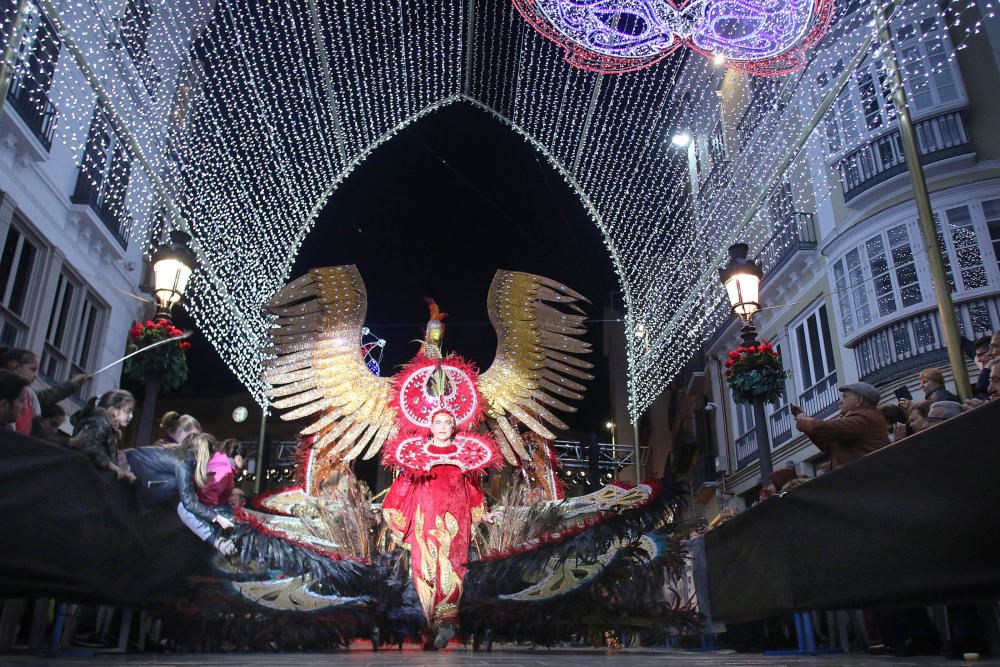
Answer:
[
  {"left": 134, "top": 230, "right": 196, "bottom": 448},
  {"left": 151, "top": 230, "right": 196, "bottom": 322},
  {"left": 719, "top": 243, "right": 772, "bottom": 482},
  {"left": 719, "top": 243, "right": 763, "bottom": 346}
]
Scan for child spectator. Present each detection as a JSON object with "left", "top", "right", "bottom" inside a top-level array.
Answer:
[
  {"left": 0, "top": 348, "right": 88, "bottom": 435},
  {"left": 31, "top": 402, "right": 68, "bottom": 446},
  {"left": 0, "top": 371, "right": 30, "bottom": 428},
  {"left": 152, "top": 411, "right": 201, "bottom": 447},
  {"left": 175, "top": 434, "right": 237, "bottom": 556},
  {"left": 69, "top": 389, "right": 136, "bottom": 482}
]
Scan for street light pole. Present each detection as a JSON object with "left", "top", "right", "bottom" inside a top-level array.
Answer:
[
  {"left": 874, "top": 7, "right": 971, "bottom": 400},
  {"left": 720, "top": 244, "right": 773, "bottom": 485}
]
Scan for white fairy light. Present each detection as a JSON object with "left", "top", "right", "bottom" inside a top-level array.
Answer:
[{"left": 5, "top": 0, "right": 986, "bottom": 418}]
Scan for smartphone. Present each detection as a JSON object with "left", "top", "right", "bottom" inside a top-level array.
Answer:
[{"left": 893, "top": 386, "right": 912, "bottom": 401}]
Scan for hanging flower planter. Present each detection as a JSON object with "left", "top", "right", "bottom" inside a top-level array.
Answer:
[
  {"left": 724, "top": 341, "right": 789, "bottom": 405},
  {"left": 122, "top": 319, "right": 191, "bottom": 392}
]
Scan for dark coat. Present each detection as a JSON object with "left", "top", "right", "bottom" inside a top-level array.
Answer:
[
  {"left": 68, "top": 408, "right": 120, "bottom": 471},
  {"left": 925, "top": 385, "right": 959, "bottom": 404},
  {"left": 126, "top": 446, "right": 217, "bottom": 524},
  {"left": 796, "top": 404, "right": 889, "bottom": 469}
]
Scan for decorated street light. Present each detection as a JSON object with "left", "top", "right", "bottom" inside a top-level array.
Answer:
[
  {"left": 719, "top": 243, "right": 763, "bottom": 346},
  {"left": 719, "top": 243, "right": 773, "bottom": 483},
  {"left": 132, "top": 230, "right": 196, "bottom": 448},
  {"left": 151, "top": 230, "right": 196, "bottom": 322}
]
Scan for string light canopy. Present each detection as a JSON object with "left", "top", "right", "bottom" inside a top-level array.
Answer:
[{"left": 4, "top": 0, "right": 991, "bottom": 420}]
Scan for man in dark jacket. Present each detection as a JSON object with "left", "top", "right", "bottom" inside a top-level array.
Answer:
[{"left": 792, "top": 382, "right": 888, "bottom": 469}]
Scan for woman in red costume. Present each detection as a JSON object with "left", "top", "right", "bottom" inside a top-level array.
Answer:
[{"left": 382, "top": 361, "right": 497, "bottom": 648}]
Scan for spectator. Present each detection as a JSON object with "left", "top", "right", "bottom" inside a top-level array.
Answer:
[
  {"left": 972, "top": 336, "right": 993, "bottom": 400},
  {"left": 792, "top": 382, "right": 888, "bottom": 469},
  {"left": 174, "top": 433, "right": 237, "bottom": 556},
  {"left": 926, "top": 400, "right": 964, "bottom": 424},
  {"left": 151, "top": 411, "right": 201, "bottom": 447},
  {"left": 964, "top": 357, "right": 1000, "bottom": 410},
  {"left": 906, "top": 401, "right": 932, "bottom": 435},
  {"left": 0, "top": 371, "right": 30, "bottom": 428},
  {"left": 31, "top": 402, "right": 68, "bottom": 446},
  {"left": 0, "top": 348, "right": 89, "bottom": 435},
  {"left": 878, "top": 403, "right": 909, "bottom": 442},
  {"left": 69, "top": 389, "right": 136, "bottom": 482},
  {"left": 229, "top": 487, "right": 247, "bottom": 511},
  {"left": 759, "top": 467, "right": 797, "bottom": 501},
  {"left": 919, "top": 368, "right": 958, "bottom": 404}
]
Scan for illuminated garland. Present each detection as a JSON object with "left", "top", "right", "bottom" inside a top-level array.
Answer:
[{"left": 1, "top": 0, "right": 991, "bottom": 420}]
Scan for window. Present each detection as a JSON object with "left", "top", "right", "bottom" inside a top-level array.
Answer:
[
  {"left": 793, "top": 304, "right": 837, "bottom": 392},
  {"left": 984, "top": 199, "right": 1000, "bottom": 277},
  {"left": 832, "top": 248, "right": 872, "bottom": 336},
  {"left": 819, "top": 14, "right": 963, "bottom": 158},
  {"left": 118, "top": 0, "right": 158, "bottom": 95},
  {"left": 935, "top": 205, "right": 989, "bottom": 292},
  {"left": 41, "top": 270, "right": 105, "bottom": 388},
  {"left": 0, "top": 221, "right": 40, "bottom": 346},
  {"left": 72, "top": 105, "right": 133, "bottom": 246}
]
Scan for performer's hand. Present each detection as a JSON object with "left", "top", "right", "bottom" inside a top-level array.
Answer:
[
  {"left": 898, "top": 398, "right": 911, "bottom": 411},
  {"left": 483, "top": 510, "right": 503, "bottom": 524},
  {"left": 790, "top": 404, "right": 803, "bottom": 417},
  {"left": 117, "top": 469, "right": 136, "bottom": 483},
  {"left": 214, "top": 515, "right": 235, "bottom": 531},
  {"left": 71, "top": 373, "right": 90, "bottom": 386},
  {"left": 234, "top": 454, "right": 245, "bottom": 469}
]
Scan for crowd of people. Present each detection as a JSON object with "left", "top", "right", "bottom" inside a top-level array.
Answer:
[
  {"left": 0, "top": 345, "right": 248, "bottom": 556},
  {"left": 701, "top": 328, "right": 1000, "bottom": 658}
]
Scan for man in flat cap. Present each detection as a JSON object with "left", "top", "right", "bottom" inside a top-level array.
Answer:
[{"left": 791, "top": 382, "right": 888, "bottom": 469}]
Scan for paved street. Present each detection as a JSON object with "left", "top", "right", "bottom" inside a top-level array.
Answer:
[{"left": 1, "top": 647, "right": 995, "bottom": 666}]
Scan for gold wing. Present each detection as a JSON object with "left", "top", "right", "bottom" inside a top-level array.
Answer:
[
  {"left": 263, "top": 266, "right": 396, "bottom": 472},
  {"left": 478, "top": 270, "right": 594, "bottom": 465}
]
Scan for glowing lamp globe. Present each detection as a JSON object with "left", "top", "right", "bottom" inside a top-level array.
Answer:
[
  {"left": 719, "top": 243, "right": 763, "bottom": 321},
  {"left": 152, "top": 230, "right": 196, "bottom": 321}
]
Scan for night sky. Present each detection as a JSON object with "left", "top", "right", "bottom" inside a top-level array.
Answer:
[{"left": 180, "top": 102, "right": 620, "bottom": 435}]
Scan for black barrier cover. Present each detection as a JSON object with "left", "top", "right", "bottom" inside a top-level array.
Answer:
[
  {"left": 704, "top": 400, "right": 1000, "bottom": 623},
  {"left": 0, "top": 431, "right": 210, "bottom": 604}
]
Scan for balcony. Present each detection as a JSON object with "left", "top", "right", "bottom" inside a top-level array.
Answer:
[
  {"left": 769, "top": 403, "right": 794, "bottom": 447},
  {"left": 837, "top": 110, "right": 972, "bottom": 204},
  {"left": 855, "top": 295, "right": 1000, "bottom": 385},
  {"left": 70, "top": 176, "right": 132, "bottom": 249},
  {"left": 756, "top": 212, "right": 818, "bottom": 284},
  {"left": 6, "top": 72, "right": 58, "bottom": 151},
  {"left": 735, "top": 427, "right": 758, "bottom": 470},
  {"left": 797, "top": 371, "right": 840, "bottom": 419}
]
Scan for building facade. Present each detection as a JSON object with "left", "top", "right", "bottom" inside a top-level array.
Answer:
[
  {"left": 0, "top": 0, "right": 210, "bottom": 414},
  {"left": 662, "top": 0, "right": 1000, "bottom": 514}
]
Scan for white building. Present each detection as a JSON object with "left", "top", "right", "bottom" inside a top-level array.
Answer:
[
  {"left": 650, "top": 0, "right": 1000, "bottom": 512},
  {"left": 0, "top": 0, "right": 209, "bottom": 411}
]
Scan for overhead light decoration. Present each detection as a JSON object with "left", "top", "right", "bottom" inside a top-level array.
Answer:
[
  {"left": 22, "top": 0, "right": 986, "bottom": 421},
  {"left": 511, "top": 0, "right": 835, "bottom": 75}
]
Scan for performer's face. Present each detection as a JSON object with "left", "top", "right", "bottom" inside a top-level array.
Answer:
[{"left": 431, "top": 412, "right": 455, "bottom": 441}]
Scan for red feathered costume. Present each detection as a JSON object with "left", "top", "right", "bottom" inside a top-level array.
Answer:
[{"left": 382, "top": 351, "right": 498, "bottom": 628}]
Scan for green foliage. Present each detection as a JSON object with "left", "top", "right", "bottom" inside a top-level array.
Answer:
[{"left": 724, "top": 342, "right": 789, "bottom": 405}]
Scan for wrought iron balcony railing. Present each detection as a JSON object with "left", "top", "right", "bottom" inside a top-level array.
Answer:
[
  {"left": 757, "top": 212, "right": 818, "bottom": 282},
  {"left": 836, "top": 110, "right": 972, "bottom": 203},
  {"left": 70, "top": 176, "right": 132, "bottom": 249},
  {"left": 6, "top": 71, "right": 57, "bottom": 151},
  {"left": 855, "top": 296, "right": 1000, "bottom": 385}
]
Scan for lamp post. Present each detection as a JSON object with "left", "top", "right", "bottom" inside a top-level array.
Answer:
[
  {"left": 134, "top": 230, "right": 196, "bottom": 448},
  {"left": 719, "top": 243, "right": 772, "bottom": 483}
]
